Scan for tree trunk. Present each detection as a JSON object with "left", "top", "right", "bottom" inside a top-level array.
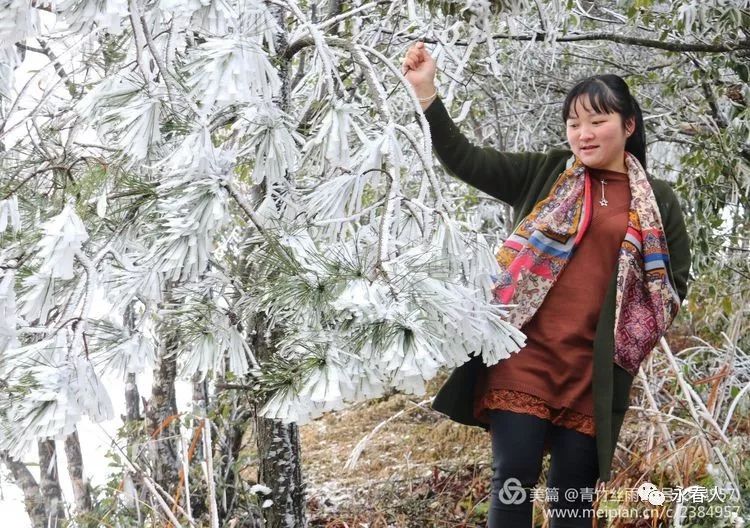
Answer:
[
  {"left": 119, "top": 299, "right": 146, "bottom": 523},
  {"left": 249, "top": 7, "right": 308, "bottom": 527},
  {"left": 216, "top": 400, "right": 258, "bottom": 525},
  {"left": 252, "top": 313, "right": 307, "bottom": 528},
  {"left": 37, "top": 439, "right": 65, "bottom": 526},
  {"left": 125, "top": 371, "right": 142, "bottom": 423},
  {"left": 192, "top": 371, "right": 207, "bottom": 461},
  {"left": 63, "top": 429, "right": 93, "bottom": 517},
  {"left": 124, "top": 301, "right": 143, "bottom": 424},
  {"left": 187, "top": 371, "right": 207, "bottom": 519},
  {"left": 0, "top": 451, "right": 46, "bottom": 528},
  {"left": 255, "top": 417, "right": 306, "bottom": 528},
  {"left": 145, "top": 309, "right": 180, "bottom": 494},
  {"left": 145, "top": 345, "right": 180, "bottom": 493}
]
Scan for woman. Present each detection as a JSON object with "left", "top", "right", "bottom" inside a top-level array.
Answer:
[{"left": 402, "top": 41, "right": 691, "bottom": 527}]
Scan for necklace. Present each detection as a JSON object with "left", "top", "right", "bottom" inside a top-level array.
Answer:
[{"left": 598, "top": 179, "right": 608, "bottom": 207}]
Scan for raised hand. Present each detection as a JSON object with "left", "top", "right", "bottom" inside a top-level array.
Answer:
[{"left": 401, "top": 41, "right": 438, "bottom": 108}]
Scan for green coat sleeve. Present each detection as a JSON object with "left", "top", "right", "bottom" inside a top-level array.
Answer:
[
  {"left": 420, "top": 96, "right": 546, "bottom": 208},
  {"left": 658, "top": 181, "right": 692, "bottom": 303}
]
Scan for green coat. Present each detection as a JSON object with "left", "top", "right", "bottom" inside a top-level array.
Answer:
[{"left": 422, "top": 96, "right": 691, "bottom": 483}]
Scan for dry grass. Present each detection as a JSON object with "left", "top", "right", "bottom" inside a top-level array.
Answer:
[
  {"left": 301, "top": 371, "right": 497, "bottom": 527},
  {"left": 295, "top": 321, "right": 750, "bottom": 527}
]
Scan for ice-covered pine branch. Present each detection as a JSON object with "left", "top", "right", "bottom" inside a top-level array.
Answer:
[
  {"left": 0, "top": 329, "right": 113, "bottom": 459},
  {"left": 249, "top": 225, "right": 527, "bottom": 425},
  {"left": 16, "top": 203, "right": 89, "bottom": 324},
  {"left": 143, "top": 128, "right": 235, "bottom": 283},
  {"left": 75, "top": 73, "right": 164, "bottom": 162}
]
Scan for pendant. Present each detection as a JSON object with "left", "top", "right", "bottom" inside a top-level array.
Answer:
[{"left": 599, "top": 179, "right": 608, "bottom": 207}]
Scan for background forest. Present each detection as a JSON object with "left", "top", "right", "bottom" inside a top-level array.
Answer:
[{"left": 0, "top": 0, "right": 748, "bottom": 526}]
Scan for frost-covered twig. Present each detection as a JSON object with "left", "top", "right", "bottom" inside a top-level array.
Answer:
[
  {"left": 309, "top": 199, "right": 385, "bottom": 226},
  {"left": 327, "top": 37, "right": 391, "bottom": 119},
  {"left": 203, "top": 417, "right": 219, "bottom": 528},
  {"left": 96, "top": 421, "right": 197, "bottom": 527},
  {"left": 140, "top": 474, "right": 186, "bottom": 528},
  {"left": 355, "top": 42, "right": 438, "bottom": 181},
  {"left": 392, "top": 122, "right": 445, "bottom": 209},
  {"left": 722, "top": 382, "right": 750, "bottom": 435},
  {"left": 660, "top": 337, "right": 730, "bottom": 445},
  {"left": 636, "top": 368, "right": 683, "bottom": 486},
  {"left": 0, "top": 31, "right": 99, "bottom": 135},
  {"left": 128, "top": 0, "right": 152, "bottom": 81},
  {"left": 222, "top": 180, "right": 269, "bottom": 234},
  {"left": 345, "top": 397, "right": 434, "bottom": 470},
  {"left": 637, "top": 369, "right": 678, "bottom": 452},
  {"left": 280, "top": 0, "right": 340, "bottom": 96},
  {"left": 376, "top": 166, "right": 399, "bottom": 270},
  {"left": 317, "top": 1, "right": 386, "bottom": 31},
  {"left": 180, "top": 430, "right": 192, "bottom": 520},
  {"left": 69, "top": 250, "right": 96, "bottom": 350}
]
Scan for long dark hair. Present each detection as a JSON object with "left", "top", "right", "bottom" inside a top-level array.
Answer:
[{"left": 561, "top": 74, "right": 647, "bottom": 170}]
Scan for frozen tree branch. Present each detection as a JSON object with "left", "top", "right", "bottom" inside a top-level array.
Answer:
[{"left": 0, "top": 452, "right": 46, "bottom": 528}]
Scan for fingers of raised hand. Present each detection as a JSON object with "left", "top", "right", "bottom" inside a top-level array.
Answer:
[
  {"left": 402, "top": 42, "right": 430, "bottom": 75},
  {"left": 401, "top": 57, "right": 410, "bottom": 74},
  {"left": 403, "top": 50, "right": 422, "bottom": 70},
  {"left": 401, "top": 55, "right": 413, "bottom": 74}
]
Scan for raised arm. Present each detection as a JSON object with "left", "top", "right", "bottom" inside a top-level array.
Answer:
[
  {"left": 402, "top": 41, "right": 543, "bottom": 208},
  {"left": 421, "top": 95, "right": 545, "bottom": 207}
]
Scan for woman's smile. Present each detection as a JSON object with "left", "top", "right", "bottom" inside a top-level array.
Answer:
[{"left": 566, "top": 94, "right": 633, "bottom": 173}]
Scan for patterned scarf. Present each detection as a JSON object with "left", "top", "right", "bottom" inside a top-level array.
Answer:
[{"left": 491, "top": 152, "right": 681, "bottom": 375}]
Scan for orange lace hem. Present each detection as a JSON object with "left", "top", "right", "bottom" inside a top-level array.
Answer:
[{"left": 477, "top": 388, "right": 596, "bottom": 437}]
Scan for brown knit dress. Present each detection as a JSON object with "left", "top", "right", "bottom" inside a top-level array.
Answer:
[{"left": 473, "top": 167, "right": 631, "bottom": 448}]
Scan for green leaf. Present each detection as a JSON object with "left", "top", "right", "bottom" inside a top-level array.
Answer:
[
  {"left": 731, "top": 62, "right": 749, "bottom": 83},
  {"left": 721, "top": 296, "right": 733, "bottom": 315}
]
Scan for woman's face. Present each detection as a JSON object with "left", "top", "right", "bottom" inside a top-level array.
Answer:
[{"left": 565, "top": 94, "right": 634, "bottom": 172}]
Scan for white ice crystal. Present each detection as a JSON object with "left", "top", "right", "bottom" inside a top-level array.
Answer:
[
  {"left": 0, "top": 45, "right": 20, "bottom": 100},
  {"left": 158, "top": 127, "right": 236, "bottom": 182},
  {"left": 16, "top": 273, "right": 56, "bottom": 325},
  {"left": 17, "top": 232, "right": 97, "bottom": 367},
  {"left": 331, "top": 279, "right": 393, "bottom": 322},
  {"left": 303, "top": 100, "right": 361, "bottom": 170},
  {"left": 278, "top": 230, "right": 327, "bottom": 276},
  {"left": 250, "top": 483, "right": 271, "bottom": 496},
  {"left": 303, "top": 169, "right": 372, "bottom": 227},
  {"left": 1, "top": 331, "right": 113, "bottom": 458},
  {"left": 259, "top": 387, "right": 327, "bottom": 423},
  {"left": 355, "top": 122, "right": 405, "bottom": 179},
  {"left": 235, "top": 104, "right": 302, "bottom": 187},
  {"left": 102, "top": 331, "right": 157, "bottom": 378},
  {"left": 147, "top": 167, "right": 231, "bottom": 283},
  {"left": 76, "top": 74, "right": 163, "bottom": 160},
  {"left": 185, "top": 36, "right": 281, "bottom": 109},
  {"left": 466, "top": 233, "right": 502, "bottom": 301},
  {"left": 179, "top": 313, "right": 254, "bottom": 379},
  {"left": 190, "top": 0, "right": 238, "bottom": 35},
  {"left": 0, "top": 195, "right": 20, "bottom": 233},
  {"left": 36, "top": 203, "right": 89, "bottom": 280},
  {"left": 58, "top": 0, "right": 129, "bottom": 34},
  {"left": 298, "top": 355, "right": 353, "bottom": 406},
  {"left": 0, "top": 268, "right": 19, "bottom": 353},
  {"left": 0, "top": 0, "right": 38, "bottom": 45}
]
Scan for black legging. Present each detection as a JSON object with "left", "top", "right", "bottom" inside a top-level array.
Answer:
[{"left": 488, "top": 409, "right": 601, "bottom": 528}]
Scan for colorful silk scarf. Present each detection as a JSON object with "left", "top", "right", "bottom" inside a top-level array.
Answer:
[{"left": 491, "top": 152, "right": 681, "bottom": 375}]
